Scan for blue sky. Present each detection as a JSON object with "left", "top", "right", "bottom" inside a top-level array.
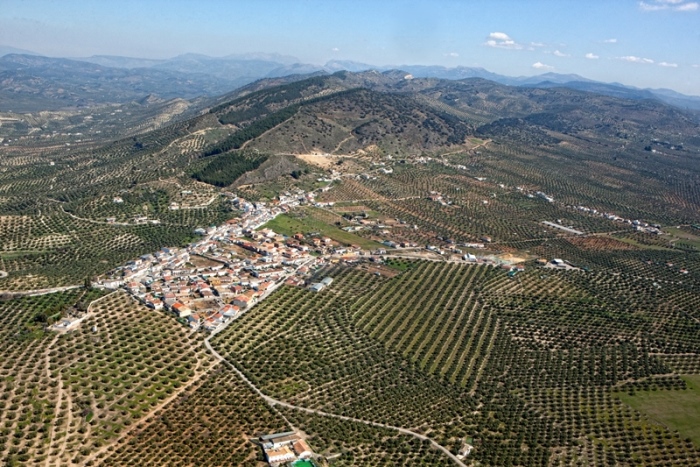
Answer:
[{"left": 1, "top": 0, "right": 699, "bottom": 94}]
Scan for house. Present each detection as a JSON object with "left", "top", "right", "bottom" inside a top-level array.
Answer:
[
  {"left": 102, "top": 279, "right": 123, "bottom": 289},
  {"left": 321, "top": 277, "right": 333, "bottom": 286},
  {"left": 163, "top": 292, "right": 177, "bottom": 306},
  {"left": 309, "top": 283, "right": 325, "bottom": 292},
  {"left": 264, "top": 446, "right": 296, "bottom": 465},
  {"left": 262, "top": 433, "right": 302, "bottom": 449},
  {"left": 127, "top": 281, "right": 145, "bottom": 294},
  {"left": 145, "top": 298, "right": 164, "bottom": 310},
  {"left": 187, "top": 314, "right": 201, "bottom": 329},
  {"left": 292, "top": 439, "right": 313, "bottom": 458},
  {"left": 202, "top": 318, "right": 218, "bottom": 332},
  {"left": 221, "top": 304, "right": 240, "bottom": 318},
  {"left": 233, "top": 294, "right": 252, "bottom": 308},
  {"left": 171, "top": 302, "right": 192, "bottom": 318}
]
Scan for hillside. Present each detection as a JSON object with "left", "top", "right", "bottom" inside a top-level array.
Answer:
[
  {"left": 1, "top": 68, "right": 700, "bottom": 466},
  {"left": 0, "top": 54, "right": 236, "bottom": 111},
  {"left": 0, "top": 70, "right": 698, "bottom": 290}
]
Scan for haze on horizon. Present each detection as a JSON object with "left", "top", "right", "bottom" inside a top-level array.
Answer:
[{"left": 1, "top": 0, "right": 699, "bottom": 96}]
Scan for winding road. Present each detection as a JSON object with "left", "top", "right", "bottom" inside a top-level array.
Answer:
[{"left": 204, "top": 331, "right": 467, "bottom": 466}]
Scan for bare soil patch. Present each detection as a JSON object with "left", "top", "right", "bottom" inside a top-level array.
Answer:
[{"left": 355, "top": 262, "right": 400, "bottom": 278}]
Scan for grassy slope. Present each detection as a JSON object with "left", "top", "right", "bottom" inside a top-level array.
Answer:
[
  {"left": 261, "top": 212, "right": 384, "bottom": 250},
  {"left": 616, "top": 375, "right": 700, "bottom": 446}
]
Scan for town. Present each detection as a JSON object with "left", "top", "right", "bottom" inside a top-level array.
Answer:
[{"left": 93, "top": 193, "right": 323, "bottom": 333}]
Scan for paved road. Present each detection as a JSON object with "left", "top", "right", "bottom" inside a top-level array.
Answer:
[{"left": 204, "top": 335, "right": 467, "bottom": 467}]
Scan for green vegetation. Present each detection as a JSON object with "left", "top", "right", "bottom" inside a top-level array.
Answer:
[
  {"left": 617, "top": 375, "right": 700, "bottom": 447},
  {"left": 280, "top": 408, "right": 453, "bottom": 466},
  {"left": 261, "top": 209, "right": 384, "bottom": 249},
  {"left": 204, "top": 104, "right": 300, "bottom": 156},
  {"left": 191, "top": 151, "right": 268, "bottom": 187},
  {"left": 209, "top": 75, "right": 330, "bottom": 116},
  {"left": 384, "top": 257, "right": 417, "bottom": 271},
  {"left": 101, "top": 368, "right": 288, "bottom": 466},
  {"left": 665, "top": 226, "right": 700, "bottom": 250},
  {"left": 2, "top": 69, "right": 700, "bottom": 465},
  {"left": 0, "top": 202, "right": 231, "bottom": 290},
  {"left": 212, "top": 262, "right": 700, "bottom": 466},
  {"left": 0, "top": 291, "right": 211, "bottom": 465}
]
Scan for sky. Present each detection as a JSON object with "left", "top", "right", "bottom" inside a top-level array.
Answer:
[{"left": 1, "top": 0, "right": 699, "bottom": 95}]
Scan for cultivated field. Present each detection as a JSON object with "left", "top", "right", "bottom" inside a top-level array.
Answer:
[
  {"left": 0, "top": 290, "right": 213, "bottom": 466},
  {"left": 209, "top": 259, "right": 700, "bottom": 465}
]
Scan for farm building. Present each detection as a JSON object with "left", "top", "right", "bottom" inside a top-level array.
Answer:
[
  {"left": 259, "top": 431, "right": 315, "bottom": 466},
  {"left": 292, "top": 439, "right": 313, "bottom": 458},
  {"left": 265, "top": 446, "right": 295, "bottom": 465},
  {"left": 309, "top": 283, "right": 325, "bottom": 292}
]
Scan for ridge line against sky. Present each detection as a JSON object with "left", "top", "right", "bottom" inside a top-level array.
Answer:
[{"left": 1, "top": 0, "right": 698, "bottom": 95}]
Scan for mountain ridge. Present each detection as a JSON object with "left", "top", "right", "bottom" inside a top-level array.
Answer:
[{"left": 2, "top": 50, "right": 699, "bottom": 113}]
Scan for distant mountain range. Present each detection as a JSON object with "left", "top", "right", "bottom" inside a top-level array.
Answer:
[{"left": 1, "top": 47, "right": 699, "bottom": 114}]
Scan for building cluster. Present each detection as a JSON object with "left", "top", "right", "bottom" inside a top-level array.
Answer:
[
  {"left": 259, "top": 432, "right": 315, "bottom": 466},
  {"left": 96, "top": 195, "right": 317, "bottom": 332},
  {"left": 570, "top": 204, "right": 663, "bottom": 235},
  {"left": 427, "top": 191, "right": 453, "bottom": 206}
]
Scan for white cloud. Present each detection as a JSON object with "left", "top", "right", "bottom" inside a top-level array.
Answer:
[
  {"left": 530, "top": 42, "right": 545, "bottom": 47},
  {"left": 585, "top": 53, "right": 599, "bottom": 59},
  {"left": 639, "top": 0, "right": 699, "bottom": 11},
  {"left": 331, "top": 47, "right": 340, "bottom": 52},
  {"left": 553, "top": 50, "right": 569, "bottom": 57},
  {"left": 444, "top": 52, "right": 459, "bottom": 57},
  {"left": 532, "top": 61, "right": 554, "bottom": 70},
  {"left": 603, "top": 38, "right": 618, "bottom": 43},
  {"left": 640, "top": 1, "right": 668, "bottom": 10},
  {"left": 675, "top": 2, "right": 699, "bottom": 10},
  {"left": 484, "top": 32, "right": 523, "bottom": 50},
  {"left": 618, "top": 55, "right": 654, "bottom": 64},
  {"left": 693, "top": 64, "right": 700, "bottom": 68},
  {"left": 489, "top": 32, "right": 511, "bottom": 41},
  {"left": 658, "top": 61, "right": 679, "bottom": 67}
]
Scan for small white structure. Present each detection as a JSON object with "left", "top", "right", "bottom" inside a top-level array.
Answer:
[
  {"left": 265, "top": 446, "right": 295, "bottom": 465},
  {"left": 309, "top": 283, "right": 325, "bottom": 292}
]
